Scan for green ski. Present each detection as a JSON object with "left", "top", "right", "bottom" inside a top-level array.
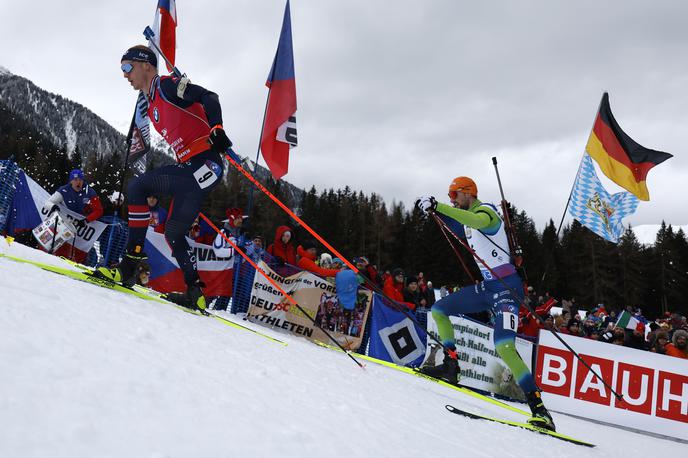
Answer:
[{"left": 445, "top": 404, "right": 595, "bottom": 447}]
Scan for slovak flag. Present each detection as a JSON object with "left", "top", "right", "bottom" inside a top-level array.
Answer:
[
  {"left": 150, "top": 0, "right": 177, "bottom": 72},
  {"left": 260, "top": 0, "right": 297, "bottom": 180}
]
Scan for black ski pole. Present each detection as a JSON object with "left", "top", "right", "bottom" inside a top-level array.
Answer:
[
  {"left": 491, "top": 157, "right": 524, "bottom": 270},
  {"left": 48, "top": 210, "right": 60, "bottom": 254},
  {"left": 431, "top": 213, "right": 623, "bottom": 400}
]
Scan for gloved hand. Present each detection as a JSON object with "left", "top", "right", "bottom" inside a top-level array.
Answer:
[
  {"left": 73, "top": 218, "right": 87, "bottom": 231},
  {"left": 208, "top": 125, "right": 233, "bottom": 153},
  {"left": 414, "top": 196, "right": 437, "bottom": 214}
]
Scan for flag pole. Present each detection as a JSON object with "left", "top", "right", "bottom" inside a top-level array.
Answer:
[
  {"left": 103, "top": 101, "right": 139, "bottom": 266},
  {"left": 243, "top": 55, "right": 279, "bottom": 235},
  {"left": 540, "top": 93, "right": 605, "bottom": 284}
]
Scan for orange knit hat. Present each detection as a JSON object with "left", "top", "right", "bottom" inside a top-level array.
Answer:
[{"left": 448, "top": 176, "right": 478, "bottom": 197}]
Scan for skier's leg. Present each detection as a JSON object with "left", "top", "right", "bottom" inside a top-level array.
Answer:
[
  {"left": 164, "top": 192, "right": 204, "bottom": 286},
  {"left": 421, "top": 282, "right": 491, "bottom": 383},
  {"left": 160, "top": 154, "right": 223, "bottom": 308},
  {"left": 490, "top": 275, "right": 555, "bottom": 430},
  {"left": 431, "top": 282, "right": 492, "bottom": 349},
  {"left": 96, "top": 164, "right": 185, "bottom": 285}
]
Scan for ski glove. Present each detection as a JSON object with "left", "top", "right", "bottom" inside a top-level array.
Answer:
[
  {"left": 208, "top": 125, "right": 233, "bottom": 153},
  {"left": 415, "top": 196, "right": 437, "bottom": 214}
]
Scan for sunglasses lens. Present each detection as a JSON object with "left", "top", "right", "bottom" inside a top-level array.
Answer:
[{"left": 121, "top": 63, "right": 133, "bottom": 73}]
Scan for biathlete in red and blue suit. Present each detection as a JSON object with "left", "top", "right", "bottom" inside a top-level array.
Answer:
[{"left": 97, "top": 45, "right": 233, "bottom": 310}]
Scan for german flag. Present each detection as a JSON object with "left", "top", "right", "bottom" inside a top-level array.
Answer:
[{"left": 585, "top": 93, "right": 672, "bottom": 200}]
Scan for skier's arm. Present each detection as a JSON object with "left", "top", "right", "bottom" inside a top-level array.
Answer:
[
  {"left": 435, "top": 203, "right": 493, "bottom": 230},
  {"left": 159, "top": 77, "right": 223, "bottom": 127}
]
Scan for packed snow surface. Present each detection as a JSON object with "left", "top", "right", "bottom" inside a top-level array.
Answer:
[{"left": 0, "top": 237, "right": 684, "bottom": 457}]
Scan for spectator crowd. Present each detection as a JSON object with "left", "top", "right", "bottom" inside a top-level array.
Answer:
[{"left": 15, "top": 168, "right": 688, "bottom": 362}]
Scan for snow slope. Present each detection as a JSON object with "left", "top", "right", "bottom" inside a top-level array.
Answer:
[{"left": 0, "top": 237, "right": 684, "bottom": 458}]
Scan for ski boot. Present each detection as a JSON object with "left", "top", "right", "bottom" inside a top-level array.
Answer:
[
  {"left": 95, "top": 246, "right": 147, "bottom": 287},
  {"left": 165, "top": 279, "right": 207, "bottom": 312},
  {"left": 419, "top": 348, "right": 460, "bottom": 385},
  {"left": 525, "top": 390, "right": 556, "bottom": 431}
]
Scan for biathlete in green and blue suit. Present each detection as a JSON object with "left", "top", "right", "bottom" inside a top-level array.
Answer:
[{"left": 415, "top": 176, "right": 555, "bottom": 431}]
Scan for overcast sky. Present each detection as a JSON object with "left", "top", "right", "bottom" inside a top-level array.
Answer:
[{"left": 1, "top": 0, "right": 686, "bottom": 229}]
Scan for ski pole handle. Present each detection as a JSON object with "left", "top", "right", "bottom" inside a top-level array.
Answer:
[
  {"left": 143, "top": 26, "right": 155, "bottom": 41},
  {"left": 142, "top": 26, "right": 182, "bottom": 78}
]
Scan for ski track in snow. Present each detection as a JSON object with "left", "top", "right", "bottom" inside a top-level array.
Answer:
[{"left": 0, "top": 238, "right": 684, "bottom": 458}]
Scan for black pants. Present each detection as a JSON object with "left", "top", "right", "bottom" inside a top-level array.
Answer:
[{"left": 126, "top": 150, "right": 224, "bottom": 286}]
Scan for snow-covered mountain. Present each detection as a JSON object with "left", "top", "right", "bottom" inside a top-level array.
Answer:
[
  {"left": 0, "top": 237, "right": 684, "bottom": 457},
  {"left": 631, "top": 224, "right": 688, "bottom": 245},
  {"left": 0, "top": 68, "right": 127, "bottom": 159},
  {"left": 0, "top": 67, "right": 305, "bottom": 205}
]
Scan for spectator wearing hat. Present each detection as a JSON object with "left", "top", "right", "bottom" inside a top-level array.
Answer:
[
  {"left": 649, "top": 331, "right": 669, "bottom": 355},
  {"left": 221, "top": 208, "right": 246, "bottom": 239},
  {"left": 354, "top": 256, "right": 380, "bottom": 288},
  {"left": 668, "top": 313, "right": 688, "bottom": 340},
  {"left": 624, "top": 322, "right": 649, "bottom": 350},
  {"left": 665, "top": 329, "right": 688, "bottom": 359},
  {"left": 560, "top": 319, "right": 582, "bottom": 337},
  {"left": 147, "top": 195, "right": 167, "bottom": 233},
  {"left": 383, "top": 268, "right": 416, "bottom": 311},
  {"left": 403, "top": 276, "right": 427, "bottom": 310},
  {"left": 41, "top": 169, "right": 104, "bottom": 262},
  {"left": 423, "top": 281, "right": 436, "bottom": 307},
  {"left": 267, "top": 225, "right": 297, "bottom": 266},
  {"left": 296, "top": 240, "right": 342, "bottom": 278},
  {"left": 209, "top": 208, "right": 246, "bottom": 261},
  {"left": 244, "top": 235, "right": 265, "bottom": 263},
  {"left": 43, "top": 169, "right": 104, "bottom": 227}
]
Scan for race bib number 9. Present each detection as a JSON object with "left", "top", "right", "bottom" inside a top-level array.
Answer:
[{"left": 193, "top": 161, "right": 221, "bottom": 189}]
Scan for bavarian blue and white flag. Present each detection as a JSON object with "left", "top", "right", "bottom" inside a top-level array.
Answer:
[{"left": 569, "top": 153, "right": 639, "bottom": 243}]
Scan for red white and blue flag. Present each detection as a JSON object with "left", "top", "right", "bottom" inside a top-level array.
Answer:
[
  {"left": 260, "top": 0, "right": 297, "bottom": 180},
  {"left": 144, "top": 229, "right": 234, "bottom": 296},
  {"left": 150, "top": 0, "right": 177, "bottom": 72}
]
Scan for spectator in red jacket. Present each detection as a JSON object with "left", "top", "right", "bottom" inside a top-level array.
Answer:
[
  {"left": 296, "top": 240, "right": 341, "bottom": 278},
  {"left": 383, "top": 268, "right": 415, "bottom": 310},
  {"left": 665, "top": 329, "right": 688, "bottom": 359},
  {"left": 267, "top": 225, "right": 296, "bottom": 266}
]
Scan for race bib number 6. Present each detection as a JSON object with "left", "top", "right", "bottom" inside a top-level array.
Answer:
[{"left": 503, "top": 312, "right": 517, "bottom": 332}]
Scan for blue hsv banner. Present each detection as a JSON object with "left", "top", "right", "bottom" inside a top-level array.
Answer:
[{"left": 368, "top": 295, "right": 427, "bottom": 367}]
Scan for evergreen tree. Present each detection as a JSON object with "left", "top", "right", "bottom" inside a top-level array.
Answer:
[{"left": 617, "top": 226, "right": 645, "bottom": 310}]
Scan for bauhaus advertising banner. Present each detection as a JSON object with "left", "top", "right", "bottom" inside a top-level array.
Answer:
[{"left": 536, "top": 330, "right": 688, "bottom": 440}]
